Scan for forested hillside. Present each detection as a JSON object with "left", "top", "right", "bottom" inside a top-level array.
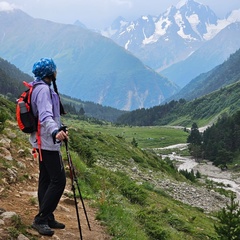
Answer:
[
  {"left": 189, "top": 111, "right": 240, "bottom": 167},
  {"left": 117, "top": 48, "right": 240, "bottom": 127},
  {"left": 116, "top": 80, "right": 240, "bottom": 127},
  {"left": 0, "top": 57, "right": 125, "bottom": 122},
  {"left": 0, "top": 58, "right": 32, "bottom": 101}
]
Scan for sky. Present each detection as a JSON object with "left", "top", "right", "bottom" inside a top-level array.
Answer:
[{"left": 1, "top": 0, "right": 240, "bottom": 29}]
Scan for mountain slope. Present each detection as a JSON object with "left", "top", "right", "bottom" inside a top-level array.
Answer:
[
  {"left": 116, "top": 48, "right": 240, "bottom": 126},
  {"left": 0, "top": 58, "right": 33, "bottom": 100},
  {"left": 0, "top": 9, "right": 178, "bottom": 111},
  {"left": 117, "top": 79, "right": 240, "bottom": 127},
  {"left": 166, "top": 48, "right": 240, "bottom": 102},
  {"left": 160, "top": 22, "right": 240, "bottom": 87},
  {"left": 0, "top": 95, "right": 229, "bottom": 240},
  {"left": 0, "top": 56, "right": 125, "bottom": 122},
  {"left": 103, "top": 0, "right": 239, "bottom": 72}
]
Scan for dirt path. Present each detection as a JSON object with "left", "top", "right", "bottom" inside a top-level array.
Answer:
[{"left": 0, "top": 157, "right": 112, "bottom": 240}]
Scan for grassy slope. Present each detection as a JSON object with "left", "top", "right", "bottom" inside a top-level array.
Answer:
[
  {"left": 65, "top": 119, "right": 189, "bottom": 148},
  {"left": 62, "top": 117, "right": 219, "bottom": 240},
  {"left": 0, "top": 95, "right": 220, "bottom": 239}
]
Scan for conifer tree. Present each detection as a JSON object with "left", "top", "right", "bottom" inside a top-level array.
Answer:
[
  {"left": 187, "top": 123, "right": 203, "bottom": 159},
  {"left": 79, "top": 107, "right": 85, "bottom": 116},
  {"left": 215, "top": 194, "right": 240, "bottom": 239},
  {"left": 187, "top": 123, "right": 202, "bottom": 145}
]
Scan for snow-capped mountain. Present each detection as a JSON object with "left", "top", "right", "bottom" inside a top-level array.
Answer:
[
  {"left": 160, "top": 22, "right": 240, "bottom": 87},
  {"left": 102, "top": 0, "right": 240, "bottom": 73}
]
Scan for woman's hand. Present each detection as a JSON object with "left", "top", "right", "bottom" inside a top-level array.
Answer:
[{"left": 56, "top": 130, "right": 68, "bottom": 142}]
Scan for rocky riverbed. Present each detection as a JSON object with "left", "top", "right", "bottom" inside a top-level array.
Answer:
[
  {"left": 160, "top": 143, "right": 240, "bottom": 201},
  {"left": 96, "top": 144, "right": 232, "bottom": 213}
]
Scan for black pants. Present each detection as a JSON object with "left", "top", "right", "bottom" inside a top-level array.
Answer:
[{"left": 34, "top": 150, "right": 66, "bottom": 224}]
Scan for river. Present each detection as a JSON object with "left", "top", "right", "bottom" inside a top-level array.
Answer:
[{"left": 160, "top": 144, "right": 240, "bottom": 202}]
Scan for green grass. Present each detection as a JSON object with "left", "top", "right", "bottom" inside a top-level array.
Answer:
[
  {"left": 57, "top": 119, "right": 221, "bottom": 240},
  {"left": 64, "top": 117, "right": 189, "bottom": 149},
  {"left": 1, "top": 115, "right": 221, "bottom": 240},
  {"left": 72, "top": 158, "right": 218, "bottom": 240}
]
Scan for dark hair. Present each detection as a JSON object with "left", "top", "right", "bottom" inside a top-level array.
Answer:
[{"left": 50, "top": 75, "right": 66, "bottom": 115}]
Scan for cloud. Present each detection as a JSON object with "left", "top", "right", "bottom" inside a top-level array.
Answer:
[
  {"left": 0, "top": 1, "right": 16, "bottom": 11},
  {"left": 1, "top": 0, "right": 240, "bottom": 29},
  {"left": 112, "top": 0, "right": 132, "bottom": 8}
]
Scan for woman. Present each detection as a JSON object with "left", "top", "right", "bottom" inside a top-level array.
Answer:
[{"left": 30, "top": 58, "right": 68, "bottom": 236}]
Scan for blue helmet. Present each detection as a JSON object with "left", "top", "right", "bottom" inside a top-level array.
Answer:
[{"left": 32, "top": 58, "right": 57, "bottom": 79}]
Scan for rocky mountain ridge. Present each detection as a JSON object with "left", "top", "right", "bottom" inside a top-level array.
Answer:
[{"left": 102, "top": 0, "right": 240, "bottom": 87}]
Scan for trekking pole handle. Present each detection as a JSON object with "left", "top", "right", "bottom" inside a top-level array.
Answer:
[
  {"left": 59, "top": 125, "right": 68, "bottom": 133},
  {"left": 59, "top": 125, "right": 68, "bottom": 143}
]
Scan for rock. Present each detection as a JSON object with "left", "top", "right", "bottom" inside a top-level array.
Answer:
[
  {"left": 131, "top": 167, "right": 137, "bottom": 172},
  {"left": 4, "top": 128, "right": 17, "bottom": 139},
  {"left": 17, "top": 161, "right": 26, "bottom": 169},
  {"left": 1, "top": 211, "right": 18, "bottom": 225},
  {"left": 17, "top": 149, "right": 26, "bottom": 157},
  {"left": 58, "top": 204, "right": 70, "bottom": 212},
  {"left": 0, "top": 208, "right": 6, "bottom": 214},
  {"left": 0, "top": 137, "right": 11, "bottom": 149},
  {"left": 1, "top": 211, "right": 17, "bottom": 220},
  {"left": 21, "top": 190, "right": 37, "bottom": 197},
  {"left": 62, "top": 231, "right": 76, "bottom": 239},
  {"left": 62, "top": 197, "right": 75, "bottom": 206},
  {"left": 52, "top": 234, "right": 61, "bottom": 240},
  {"left": 95, "top": 154, "right": 230, "bottom": 213},
  {"left": 17, "top": 234, "right": 29, "bottom": 240},
  {"left": 0, "top": 147, "right": 13, "bottom": 161},
  {"left": 7, "top": 168, "right": 18, "bottom": 183}
]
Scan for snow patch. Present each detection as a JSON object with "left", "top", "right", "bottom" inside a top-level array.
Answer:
[
  {"left": 186, "top": 14, "right": 202, "bottom": 39},
  {"left": 101, "top": 28, "right": 118, "bottom": 38},
  {"left": 142, "top": 16, "right": 149, "bottom": 21},
  {"left": 175, "top": 11, "right": 196, "bottom": 41},
  {"left": 204, "top": 19, "right": 231, "bottom": 40},
  {"left": 227, "top": 9, "right": 240, "bottom": 22},
  {"left": 125, "top": 40, "right": 131, "bottom": 49},
  {"left": 187, "top": 14, "right": 200, "bottom": 30},
  {"left": 102, "top": 19, "right": 128, "bottom": 38},
  {"left": 119, "top": 30, "right": 126, "bottom": 36},
  {"left": 204, "top": 9, "right": 240, "bottom": 40},
  {"left": 126, "top": 23, "right": 135, "bottom": 32},
  {"left": 142, "top": 17, "right": 171, "bottom": 44},
  {"left": 176, "top": 0, "right": 187, "bottom": 9}
]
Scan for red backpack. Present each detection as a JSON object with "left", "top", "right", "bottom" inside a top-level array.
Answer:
[
  {"left": 16, "top": 81, "right": 37, "bottom": 133},
  {"left": 16, "top": 81, "right": 42, "bottom": 160}
]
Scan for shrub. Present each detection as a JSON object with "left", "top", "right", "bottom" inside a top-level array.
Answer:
[
  {"left": 138, "top": 207, "right": 169, "bottom": 240},
  {"left": 215, "top": 194, "right": 240, "bottom": 239},
  {"left": 119, "top": 180, "right": 147, "bottom": 205},
  {"left": 0, "top": 110, "right": 7, "bottom": 133},
  {"left": 132, "top": 155, "right": 144, "bottom": 163}
]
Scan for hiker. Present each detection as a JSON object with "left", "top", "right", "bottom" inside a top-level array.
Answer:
[{"left": 30, "top": 58, "right": 68, "bottom": 236}]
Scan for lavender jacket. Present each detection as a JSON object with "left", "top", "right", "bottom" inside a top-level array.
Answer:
[{"left": 29, "top": 79, "right": 61, "bottom": 151}]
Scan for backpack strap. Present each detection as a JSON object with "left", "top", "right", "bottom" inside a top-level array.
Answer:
[
  {"left": 27, "top": 82, "right": 43, "bottom": 161},
  {"left": 37, "top": 120, "right": 42, "bottom": 161},
  {"left": 32, "top": 83, "right": 53, "bottom": 162},
  {"left": 23, "top": 81, "right": 32, "bottom": 88}
]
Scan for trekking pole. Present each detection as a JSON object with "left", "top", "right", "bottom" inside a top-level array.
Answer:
[{"left": 61, "top": 127, "right": 91, "bottom": 240}]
